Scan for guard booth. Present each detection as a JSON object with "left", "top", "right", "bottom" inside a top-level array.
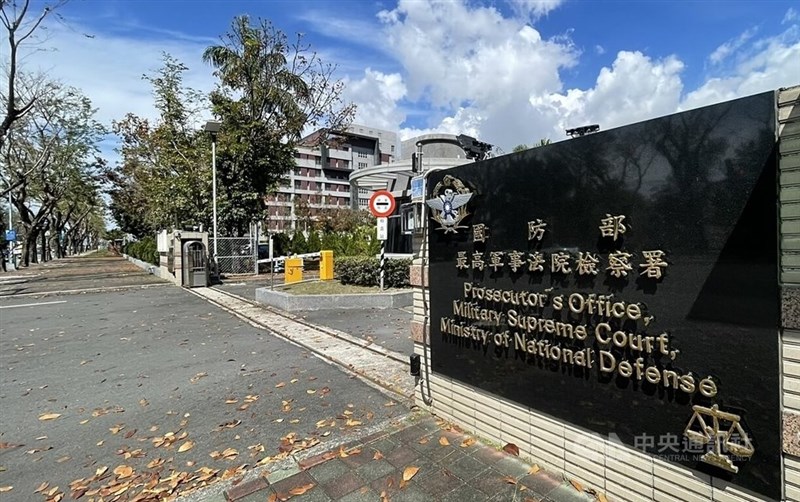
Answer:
[{"left": 181, "top": 240, "right": 208, "bottom": 287}]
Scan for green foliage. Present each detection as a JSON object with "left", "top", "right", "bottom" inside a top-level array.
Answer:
[
  {"left": 289, "top": 232, "right": 308, "bottom": 254},
  {"left": 271, "top": 232, "right": 290, "bottom": 256},
  {"left": 125, "top": 237, "right": 158, "bottom": 266},
  {"left": 319, "top": 225, "right": 380, "bottom": 257},
  {"left": 306, "top": 231, "right": 321, "bottom": 253},
  {"left": 512, "top": 139, "right": 551, "bottom": 153},
  {"left": 107, "top": 54, "right": 210, "bottom": 238},
  {"left": 203, "top": 15, "right": 356, "bottom": 234},
  {"left": 334, "top": 256, "right": 411, "bottom": 288},
  {"left": 3, "top": 77, "right": 107, "bottom": 264}
]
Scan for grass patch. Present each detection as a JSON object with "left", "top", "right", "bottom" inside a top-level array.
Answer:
[{"left": 279, "top": 280, "right": 404, "bottom": 295}]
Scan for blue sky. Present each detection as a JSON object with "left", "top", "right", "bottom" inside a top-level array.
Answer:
[{"left": 16, "top": 0, "right": 800, "bottom": 154}]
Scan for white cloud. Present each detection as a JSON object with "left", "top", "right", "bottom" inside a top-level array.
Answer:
[
  {"left": 682, "top": 22, "right": 800, "bottom": 111},
  {"left": 17, "top": 18, "right": 215, "bottom": 130},
  {"left": 505, "top": 0, "right": 565, "bottom": 19},
  {"left": 708, "top": 27, "right": 758, "bottom": 65},
  {"left": 531, "top": 51, "right": 685, "bottom": 140},
  {"left": 344, "top": 69, "right": 407, "bottom": 132},
  {"left": 784, "top": 7, "right": 798, "bottom": 24},
  {"left": 371, "top": 0, "right": 578, "bottom": 149}
]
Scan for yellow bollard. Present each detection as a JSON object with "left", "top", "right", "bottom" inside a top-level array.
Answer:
[
  {"left": 285, "top": 257, "right": 303, "bottom": 284},
  {"left": 320, "top": 250, "right": 334, "bottom": 281}
]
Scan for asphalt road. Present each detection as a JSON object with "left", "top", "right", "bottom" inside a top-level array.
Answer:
[{"left": 0, "top": 266, "right": 408, "bottom": 500}]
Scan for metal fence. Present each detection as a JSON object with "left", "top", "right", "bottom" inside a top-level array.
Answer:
[{"left": 211, "top": 236, "right": 257, "bottom": 275}]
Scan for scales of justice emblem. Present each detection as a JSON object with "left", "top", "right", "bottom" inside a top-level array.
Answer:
[
  {"left": 426, "top": 175, "right": 473, "bottom": 234},
  {"left": 683, "top": 404, "right": 755, "bottom": 473}
]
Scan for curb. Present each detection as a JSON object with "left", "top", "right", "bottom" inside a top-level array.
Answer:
[{"left": 255, "top": 287, "right": 412, "bottom": 310}]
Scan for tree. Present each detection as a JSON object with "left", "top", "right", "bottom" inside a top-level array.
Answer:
[
  {"left": 202, "top": 15, "right": 356, "bottom": 234},
  {"left": 1, "top": 0, "right": 68, "bottom": 153},
  {"left": 106, "top": 54, "right": 211, "bottom": 237},
  {"left": 1, "top": 78, "right": 105, "bottom": 265},
  {"left": 512, "top": 138, "right": 551, "bottom": 153}
]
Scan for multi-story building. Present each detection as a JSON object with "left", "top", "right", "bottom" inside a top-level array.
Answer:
[{"left": 264, "top": 124, "right": 398, "bottom": 232}]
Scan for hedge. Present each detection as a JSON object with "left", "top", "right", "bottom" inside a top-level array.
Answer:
[
  {"left": 124, "top": 237, "right": 158, "bottom": 266},
  {"left": 335, "top": 256, "right": 411, "bottom": 288}
]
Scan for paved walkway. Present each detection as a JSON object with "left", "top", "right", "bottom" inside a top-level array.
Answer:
[
  {"left": 0, "top": 254, "right": 165, "bottom": 297},
  {"left": 198, "top": 413, "right": 596, "bottom": 502}
]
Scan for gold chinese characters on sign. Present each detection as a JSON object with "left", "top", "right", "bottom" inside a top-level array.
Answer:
[{"left": 459, "top": 214, "right": 668, "bottom": 279}]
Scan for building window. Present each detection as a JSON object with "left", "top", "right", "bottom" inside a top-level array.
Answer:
[
  {"left": 358, "top": 152, "right": 367, "bottom": 158},
  {"left": 294, "top": 180, "right": 302, "bottom": 189},
  {"left": 358, "top": 162, "right": 367, "bottom": 168},
  {"left": 315, "top": 156, "right": 321, "bottom": 166}
]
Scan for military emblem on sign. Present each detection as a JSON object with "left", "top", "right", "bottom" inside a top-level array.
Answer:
[{"left": 426, "top": 175, "right": 473, "bottom": 234}]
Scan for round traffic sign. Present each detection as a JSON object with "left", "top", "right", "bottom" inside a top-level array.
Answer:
[{"left": 369, "top": 190, "right": 396, "bottom": 218}]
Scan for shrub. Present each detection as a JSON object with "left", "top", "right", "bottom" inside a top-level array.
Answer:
[
  {"left": 335, "top": 256, "right": 411, "bottom": 288},
  {"left": 306, "top": 231, "right": 322, "bottom": 253},
  {"left": 124, "top": 236, "right": 158, "bottom": 265},
  {"left": 289, "top": 232, "right": 308, "bottom": 254}
]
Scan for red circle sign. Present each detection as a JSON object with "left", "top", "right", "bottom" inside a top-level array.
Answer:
[{"left": 369, "top": 190, "right": 396, "bottom": 217}]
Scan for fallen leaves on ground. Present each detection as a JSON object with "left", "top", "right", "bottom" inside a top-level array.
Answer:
[
  {"left": 460, "top": 437, "right": 476, "bottom": 448},
  {"left": 0, "top": 442, "right": 21, "bottom": 449},
  {"left": 216, "top": 419, "right": 241, "bottom": 430},
  {"left": 402, "top": 466, "right": 419, "bottom": 481},
  {"left": 569, "top": 479, "right": 584, "bottom": 492},
  {"left": 38, "top": 413, "right": 61, "bottom": 421},
  {"left": 288, "top": 483, "right": 315, "bottom": 495},
  {"left": 597, "top": 493, "right": 609, "bottom": 502},
  {"left": 503, "top": 476, "right": 517, "bottom": 485},
  {"left": 438, "top": 437, "right": 450, "bottom": 446},
  {"left": 528, "top": 464, "right": 541, "bottom": 475},
  {"left": 209, "top": 448, "right": 238, "bottom": 461},
  {"left": 177, "top": 440, "right": 195, "bottom": 453},
  {"left": 503, "top": 443, "right": 520, "bottom": 456},
  {"left": 373, "top": 450, "right": 384, "bottom": 460},
  {"left": 190, "top": 372, "right": 208, "bottom": 383},
  {"left": 113, "top": 465, "right": 133, "bottom": 479},
  {"left": 0, "top": 486, "right": 12, "bottom": 492},
  {"left": 399, "top": 466, "right": 420, "bottom": 489}
]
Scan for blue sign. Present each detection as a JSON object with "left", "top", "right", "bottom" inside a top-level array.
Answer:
[
  {"left": 410, "top": 175, "right": 425, "bottom": 202},
  {"left": 5, "top": 229, "right": 16, "bottom": 241}
]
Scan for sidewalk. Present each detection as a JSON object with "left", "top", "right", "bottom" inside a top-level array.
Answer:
[{"left": 212, "top": 412, "right": 596, "bottom": 502}]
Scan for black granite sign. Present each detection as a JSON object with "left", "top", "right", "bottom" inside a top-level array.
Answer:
[{"left": 427, "top": 91, "right": 779, "bottom": 500}]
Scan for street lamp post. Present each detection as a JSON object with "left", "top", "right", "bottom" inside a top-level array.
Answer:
[{"left": 204, "top": 120, "right": 222, "bottom": 270}]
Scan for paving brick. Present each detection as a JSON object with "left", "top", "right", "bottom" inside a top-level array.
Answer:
[
  {"left": 355, "top": 458, "right": 397, "bottom": 483},
  {"left": 441, "top": 483, "right": 493, "bottom": 502},
  {"left": 320, "top": 471, "right": 367, "bottom": 499},
  {"left": 384, "top": 444, "right": 422, "bottom": 468},
  {"left": 223, "top": 477, "right": 268, "bottom": 501},
  {"left": 307, "top": 458, "right": 350, "bottom": 484},
  {"left": 468, "top": 467, "right": 525, "bottom": 499},
  {"left": 417, "top": 466, "right": 463, "bottom": 498},
  {"left": 338, "top": 486, "right": 382, "bottom": 502},
  {"left": 298, "top": 450, "right": 337, "bottom": 471},
  {"left": 518, "top": 470, "right": 563, "bottom": 498},
  {"left": 269, "top": 470, "right": 316, "bottom": 495},
  {"left": 446, "top": 454, "right": 490, "bottom": 482}
]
